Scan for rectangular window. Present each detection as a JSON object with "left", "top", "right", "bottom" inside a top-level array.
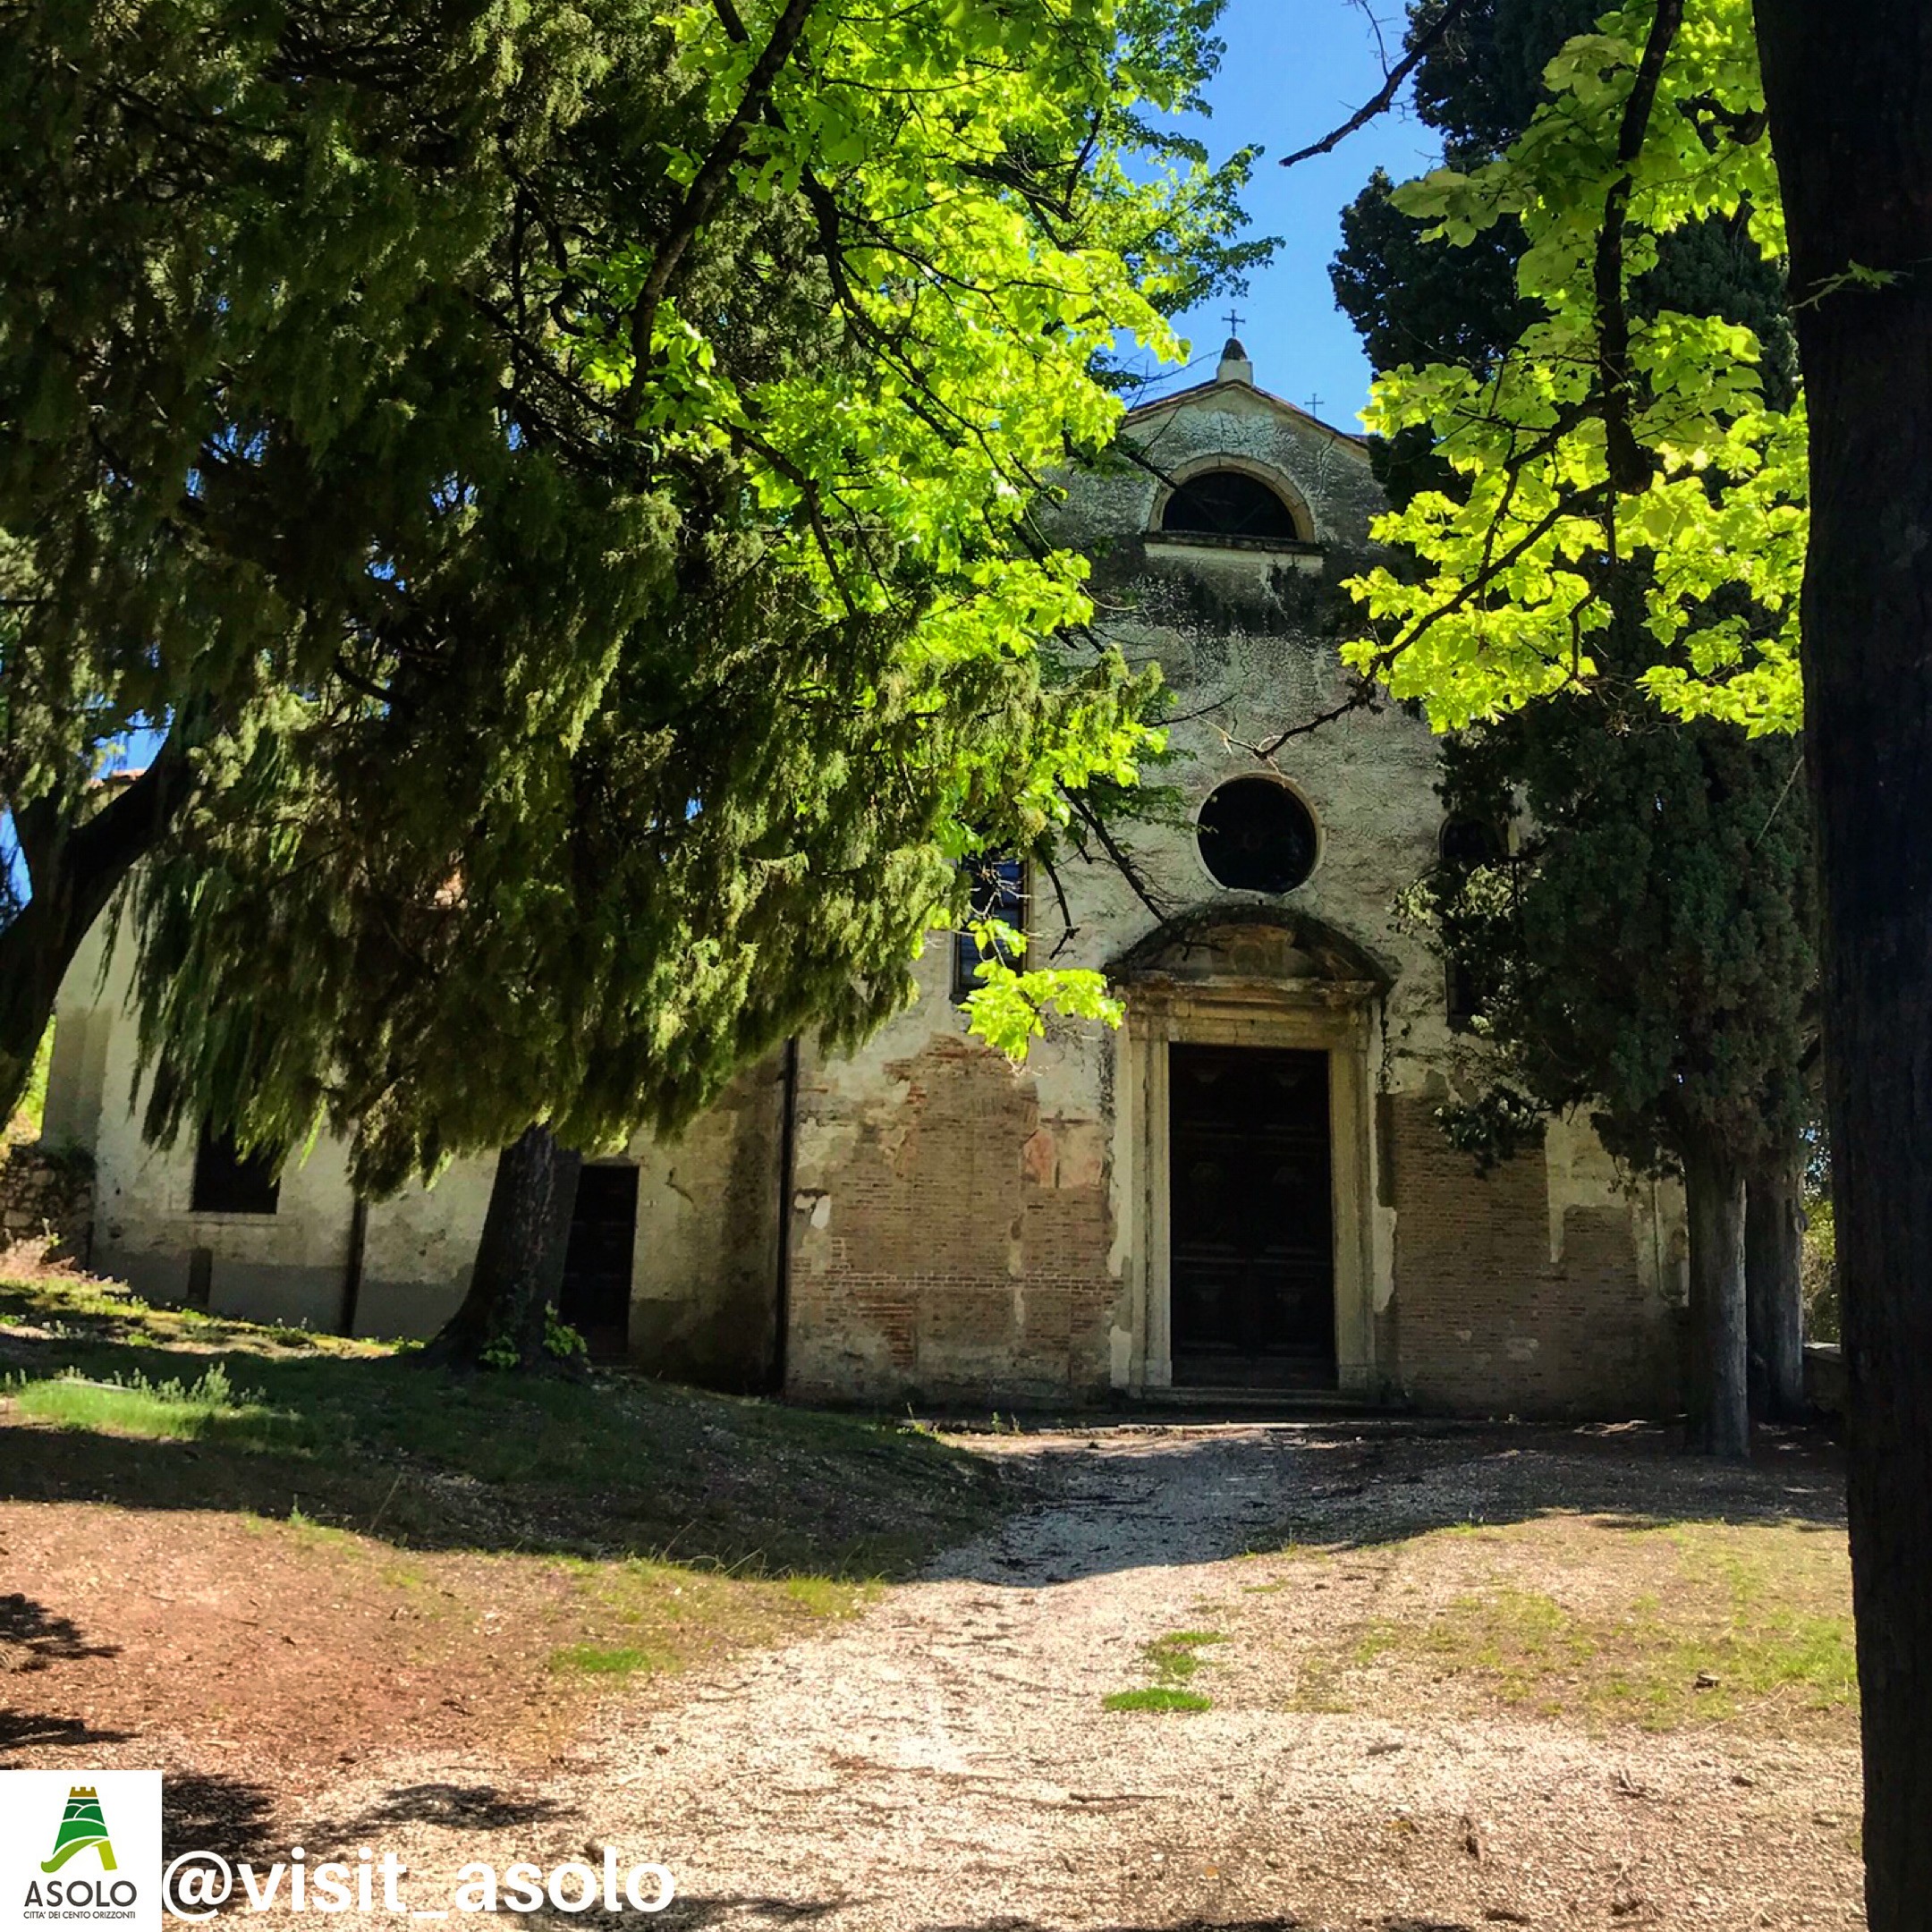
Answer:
[
  {"left": 952, "top": 855, "right": 1028, "bottom": 1003},
  {"left": 1439, "top": 818, "right": 1511, "bottom": 1033},
  {"left": 1445, "top": 958, "right": 1492, "bottom": 1033},
  {"left": 191, "top": 1126, "right": 281, "bottom": 1216}
]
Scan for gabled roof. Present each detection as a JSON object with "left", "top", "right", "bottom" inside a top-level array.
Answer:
[{"left": 1123, "top": 340, "right": 1372, "bottom": 462}]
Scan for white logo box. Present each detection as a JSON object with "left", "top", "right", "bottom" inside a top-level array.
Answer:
[{"left": 0, "top": 1772, "right": 161, "bottom": 1932}]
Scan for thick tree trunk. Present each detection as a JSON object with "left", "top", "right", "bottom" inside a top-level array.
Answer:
[
  {"left": 1681, "top": 1133, "right": 1750, "bottom": 1460},
  {"left": 424, "top": 1124, "right": 582, "bottom": 1369},
  {"left": 1755, "top": 6, "right": 1932, "bottom": 1923},
  {"left": 1745, "top": 1149, "right": 1806, "bottom": 1423},
  {"left": 0, "top": 902, "right": 72, "bottom": 1125},
  {"left": 0, "top": 741, "right": 198, "bottom": 1119}
]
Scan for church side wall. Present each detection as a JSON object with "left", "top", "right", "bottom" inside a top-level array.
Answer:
[
  {"left": 48, "top": 919, "right": 782, "bottom": 1378},
  {"left": 626, "top": 1052, "right": 784, "bottom": 1390},
  {"left": 80, "top": 941, "right": 376, "bottom": 1332}
]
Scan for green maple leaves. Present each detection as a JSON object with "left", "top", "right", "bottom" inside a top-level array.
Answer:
[{"left": 1342, "top": 0, "right": 1806, "bottom": 739}]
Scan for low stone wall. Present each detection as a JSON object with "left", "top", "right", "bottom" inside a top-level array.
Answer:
[{"left": 0, "top": 1143, "right": 95, "bottom": 1263}]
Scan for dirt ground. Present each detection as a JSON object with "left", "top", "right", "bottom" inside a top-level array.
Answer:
[
  {"left": 3, "top": 1501, "right": 874, "bottom": 1777},
  {"left": 3, "top": 1416, "right": 1860, "bottom": 1930}
]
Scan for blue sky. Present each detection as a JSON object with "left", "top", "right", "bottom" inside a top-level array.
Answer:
[{"left": 1144, "top": 0, "right": 1440, "bottom": 428}]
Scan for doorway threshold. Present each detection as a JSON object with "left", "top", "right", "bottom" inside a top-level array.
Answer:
[{"left": 1131, "top": 1384, "right": 1399, "bottom": 1419}]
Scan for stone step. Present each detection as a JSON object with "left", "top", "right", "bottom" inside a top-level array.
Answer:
[{"left": 1130, "top": 1383, "right": 1401, "bottom": 1419}]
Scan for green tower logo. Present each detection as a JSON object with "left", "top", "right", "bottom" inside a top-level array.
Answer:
[{"left": 39, "top": 1784, "right": 118, "bottom": 1874}]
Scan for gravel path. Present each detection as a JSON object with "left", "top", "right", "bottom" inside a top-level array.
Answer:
[{"left": 259, "top": 1423, "right": 1866, "bottom": 1931}]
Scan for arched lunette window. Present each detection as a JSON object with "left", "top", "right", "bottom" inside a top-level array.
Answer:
[
  {"left": 1439, "top": 817, "right": 1507, "bottom": 869},
  {"left": 1159, "top": 469, "right": 1302, "bottom": 542}
]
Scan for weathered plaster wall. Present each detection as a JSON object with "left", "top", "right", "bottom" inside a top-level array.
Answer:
[
  {"left": 627, "top": 1052, "right": 784, "bottom": 1390},
  {"left": 48, "top": 919, "right": 782, "bottom": 1376},
  {"left": 55, "top": 924, "right": 374, "bottom": 1332},
  {"left": 1048, "top": 376, "right": 1454, "bottom": 1063},
  {"left": 353, "top": 1157, "right": 490, "bottom": 1340}
]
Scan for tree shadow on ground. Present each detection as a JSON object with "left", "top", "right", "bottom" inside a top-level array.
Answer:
[
  {"left": 655, "top": 1915, "right": 1378, "bottom": 1931},
  {"left": 317, "top": 1783, "right": 568, "bottom": 1842},
  {"left": 0, "top": 1710, "right": 133, "bottom": 1750},
  {"left": 1260, "top": 1419, "right": 1847, "bottom": 1547},
  {"left": 0, "top": 1406, "right": 1847, "bottom": 1594},
  {"left": 886, "top": 1918, "right": 1529, "bottom": 1932},
  {"left": 248, "top": 1894, "right": 1538, "bottom": 1932},
  {"left": 0, "top": 1594, "right": 130, "bottom": 1754},
  {"left": 163, "top": 1771, "right": 281, "bottom": 1864},
  {"left": 922, "top": 1417, "right": 1844, "bottom": 1588},
  {"left": 917, "top": 1920, "right": 1321, "bottom": 1932},
  {"left": 0, "top": 1276, "right": 1843, "bottom": 1589},
  {"left": 385, "top": 1894, "right": 847, "bottom": 1930},
  {"left": 0, "top": 1285, "right": 1011, "bottom": 1577},
  {"left": 0, "top": 1590, "right": 120, "bottom": 1659},
  {"left": 657, "top": 1902, "right": 849, "bottom": 1927}
]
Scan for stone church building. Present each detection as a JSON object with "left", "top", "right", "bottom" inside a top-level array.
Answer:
[{"left": 42, "top": 343, "right": 1689, "bottom": 1416}]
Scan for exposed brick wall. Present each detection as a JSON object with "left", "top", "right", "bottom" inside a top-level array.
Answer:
[
  {"left": 0, "top": 1144, "right": 95, "bottom": 1264},
  {"left": 1388, "top": 1095, "right": 1681, "bottom": 1417},
  {"left": 787, "top": 1036, "right": 1116, "bottom": 1403}
]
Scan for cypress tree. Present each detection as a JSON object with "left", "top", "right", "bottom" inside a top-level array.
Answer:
[{"left": 3, "top": 0, "right": 1262, "bottom": 1364}]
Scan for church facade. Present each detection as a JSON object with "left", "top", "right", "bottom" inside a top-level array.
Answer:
[{"left": 43, "top": 344, "right": 1690, "bottom": 1417}]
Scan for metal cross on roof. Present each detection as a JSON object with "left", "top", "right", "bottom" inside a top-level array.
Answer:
[{"left": 1223, "top": 307, "right": 1245, "bottom": 337}]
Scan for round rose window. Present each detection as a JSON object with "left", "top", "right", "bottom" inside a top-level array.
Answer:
[{"left": 1197, "top": 777, "right": 1318, "bottom": 894}]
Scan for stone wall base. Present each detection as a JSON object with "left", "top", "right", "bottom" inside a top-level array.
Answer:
[{"left": 0, "top": 1144, "right": 95, "bottom": 1265}]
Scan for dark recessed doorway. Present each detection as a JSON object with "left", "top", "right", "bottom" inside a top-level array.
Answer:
[
  {"left": 1168, "top": 1044, "right": 1336, "bottom": 1388},
  {"left": 559, "top": 1164, "right": 639, "bottom": 1360}
]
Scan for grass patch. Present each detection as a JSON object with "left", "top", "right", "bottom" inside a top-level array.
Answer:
[
  {"left": 5, "top": 1361, "right": 272, "bottom": 1439},
  {"left": 784, "top": 1574, "right": 872, "bottom": 1617},
  {"left": 1145, "top": 1628, "right": 1225, "bottom": 1682},
  {"left": 547, "top": 1642, "right": 672, "bottom": 1678},
  {"left": 1105, "top": 1628, "right": 1225, "bottom": 1712},
  {"left": 0, "top": 1274, "right": 1013, "bottom": 1578},
  {"left": 1280, "top": 1517, "right": 1854, "bottom": 1737},
  {"left": 1103, "top": 1686, "right": 1214, "bottom": 1714}
]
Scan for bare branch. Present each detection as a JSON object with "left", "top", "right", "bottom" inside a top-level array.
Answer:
[
  {"left": 1250, "top": 682, "right": 1384, "bottom": 758},
  {"left": 1064, "top": 790, "right": 1174, "bottom": 928},
  {"left": 622, "top": 0, "right": 819, "bottom": 415},
  {"left": 1038, "top": 852, "right": 1080, "bottom": 962},
  {"left": 1277, "top": 0, "right": 1474, "bottom": 170}
]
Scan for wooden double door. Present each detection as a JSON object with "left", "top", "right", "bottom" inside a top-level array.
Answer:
[{"left": 1168, "top": 1044, "right": 1336, "bottom": 1387}]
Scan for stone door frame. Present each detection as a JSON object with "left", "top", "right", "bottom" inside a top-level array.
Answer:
[{"left": 1113, "top": 979, "right": 1381, "bottom": 1394}]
